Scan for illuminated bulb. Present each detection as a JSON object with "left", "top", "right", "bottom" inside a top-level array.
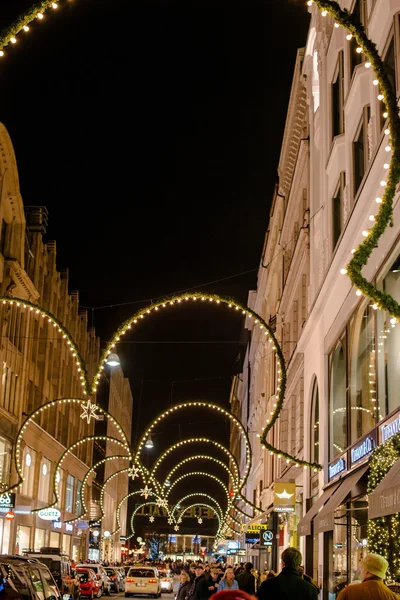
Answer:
[
  {"left": 378, "top": 94, "right": 384, "bottom": 101},
  {"left": 372, "top": 304, "right": 378, "bottom": 310},
  {"left": 384, "top": 163, "right": 389, "bottom": 169},
  {"left": 356, "top": 290, "right": 362, "bottom": 296},
  {"left": 381, "top": 181, "right": 387, "bottom": 187},
  {"left": 356, "top": 47, "right": 362, "bottom": 54},
  {"left": 390, "top": 318, "right": 397, "bottom": 325},
  {"left": 334, "top": 22, "right": 339, "bottom": 28},
  {"left": 0, "top": 51, "right": 4, "bottom": 57},
  {"left": 340, "top": 268, "right": 347, "bottom": 275},
  {"left": 369, "top": 215, "right": 375, "bottom": 221},
  {"left": 362, "top": 230, "right": 369, "bottom": 237},
  {"left": 373, "top": 79, "right": 379, "bottom": 86},
  {"left": 37, "top": 12, "right": 44, "bottom": 19},
  {"left": 351, "top": 248, "right": 356, "bottom": 254},
  {"left": 385, "top": 128, "right": 390, "bottom": 135},
  {"left": 307, "top": 0, "right": 312, "bottom": 5},
  {"left": 10, "top": 37, "right": 17, "bottom": 43},
  {"left": 346, "top": 34, "right": 352, "bottom": 40},
  {"left": 365, "top": 61, "right": 371, "bottom": 68},
  {"left": 383, "top": 112, "right": 388, "bottom": 119},
  {"left": 321, "top": 10, "right": 327, "bottom": 16},
  {"left": 385, "top": 146, "right": 391, "bottom": 152},
  {"left": 23, "top": 25, "right": 29, "bottom": 32}
]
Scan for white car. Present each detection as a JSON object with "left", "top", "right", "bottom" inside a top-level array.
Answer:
[
  {"left": 76, "top": 563, "right": 111, "bottom": 596},
  {"left": 158, "top": 571, "right": 173, "bottom": 593},
  {"left": 125, "top": 566, "right": 161, "bottom": 598}
]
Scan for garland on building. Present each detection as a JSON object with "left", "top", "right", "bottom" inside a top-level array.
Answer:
[
  {"left": 311, "top": 3, "right": 400, "bottom": 316},
  {"left": 367, "top": 433, "right": 400, "bottom": 581}
]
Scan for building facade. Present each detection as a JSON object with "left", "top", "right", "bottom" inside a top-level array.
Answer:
[
  {"left": 0, "top": 122, "right": 132, "bottom": 562},
  {"left": 232, "top": 0, "right": 400, "bottom": 596}
]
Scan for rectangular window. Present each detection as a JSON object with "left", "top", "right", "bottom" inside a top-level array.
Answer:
[
  {"left": 15, "top": 525, "right": 31, "bottom": 554},
  {"left": 353, "top": 106, "right": 370, "bottom": 197},
  {"left": 21, "top": 447, "right": 36, "bottom": 498},
  {"left": 332, "top": 51, "right": 345, "bottom": 138},
  {"left": 65, "top": 474, "right": 75, "bottom": 513},
  {"left": 0, "top": 436, "right": 12, "bottom": 490},
  {"left": 38, "top": 459, "right": 51, "bottom": 503},
  {"left": 76, "top": 480, "right": 83, "bottom": 515},
  {"left": 34, "top": 528, "right": 46, "bottom": 551},
  {"left": 332, "top": 172, "right": 346, "bottom": 249}
]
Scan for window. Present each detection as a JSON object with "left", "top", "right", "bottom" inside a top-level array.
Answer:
[
  {"left": 40, "top": 568, "right": 59, "bottom": 599},
  {"left": 21, "top": 447, "right": 36, "bottom": 498},
  {"left": 34, "top": 528, "right": 46, "bottom": 551},
  {"left": 76, "top": 480, "right": 83, "bottom": 515},
  {"left": 330, "top": 341, "right": 347, "bottom": 459},
  {"left": 50, "top": 532, "right": 60, "bottom": 547},
  {"left": 65, "top": 474, "right": 75, "bottom": 513},
  {"left": 353, "top": 106, "right": 370, "bottom": 196},
  {"left": 350, "top": 0, "right": 367, "bottom": 78},
  {"left": 332, "top": 172, "right": 346, "bottom": 249},
  {"left": 0, "top": 517, "right": 11, "bottom": 553},
  {"left": 350, "top": 304, "right": 377, "bottom": 444},
  {"left": 29, "top": 569, "right": 45, "bottom": 600},
  {"left": 379, "top": 36, "right": 395, "bottom": 130},
  {"left": 312, "top": 50, "right": 320, "bottom": 112},
  {"left": 332, "top": 51, "right": 345, "bottom": 138},
  {"left": 55, "top": 468, "right": 64, "bottom": 509},
  {"left": 38, "top": 458, "right": 51, "bottom": 503},
  {"left": 0, "top": 436, "right": 12, "bottom": 489},
  {"left": 15, "top": 525, "right": 31, "bottom": 554},
  {"left": 311, "top": 379, "right": 319, "bottom": 467}
]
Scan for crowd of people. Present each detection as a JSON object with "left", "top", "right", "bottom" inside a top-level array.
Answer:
[{"left": 166, "top": 547, "right": 400, "bottom": 600}]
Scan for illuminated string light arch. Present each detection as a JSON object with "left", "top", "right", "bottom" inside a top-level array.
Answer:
[
  {"left": 126, "top": 501, "right": 173, "bottom": 540},
  {"left": 165, "top": 455, "right": 239, "bottom": 489},
  {"left": 177, "top": 503, "right": 222, "bottom": 529},
  {"left": 171, "top": 493, "right": 224, "bottom": 520}
]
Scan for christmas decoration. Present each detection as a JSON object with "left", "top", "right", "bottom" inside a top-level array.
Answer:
[{"left": 80, "top": 399, "right": 101, "bottom": 424}]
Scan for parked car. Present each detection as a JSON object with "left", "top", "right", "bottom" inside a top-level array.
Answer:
[
  {"left": 76, "top": 568, "right": 102, "bottom": 599},
  {"left": 0, "top": 554, "right": 62, "bottom": 600},
  {"left": 158, "top": 571, "right": 173, "bottom": 593},
  {"left": 75, "top": 564, "right": 111, "bottom": 596},
  {"left": 115, "top": 567, "right": 126, "bottom": 585},
  {"left": 23, "top": 547, "right": 80, "bottom": 600},
  {"left": 104, "top": 567, "right": 124, "bottom": 593},
  {"left": 125, "top": 566, "right": 161, "bottom": 598}
]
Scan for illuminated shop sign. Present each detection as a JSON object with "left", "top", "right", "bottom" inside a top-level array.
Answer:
[
  {"left": 0, "top": 493, "right": 15, "bottom": 512},
  {"left": 38, "top": 508, "right": 61, "bottom": 521},
  {"left": 380, "top": 410, "right": 400, "bottom": 444},
  {"left": 328, "top": 456, "right": 346, "bottom": 481},
  {"left": 350, "top": 435, "right": 376, "bottom": 467},
  {"left": 65, "top": 524, "right": 73, "bottom": 532},
  {"left": 53, "top": 521, "right": 62, "bottom": 529}
]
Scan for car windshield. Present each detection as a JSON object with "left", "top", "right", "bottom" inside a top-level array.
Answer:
[
  {"left": 105, "top": 570, "right": 115, "bottom": 577},
  {"left": 159, "top": 572, "right": 167, "bottom": 577},
  {"left": 77, "top": 572, "right": 89, "bottom": 582},
  {"left": 35, "top": 558, "right": 61, "bottom": 576},
  {"left": 128, "top": 569, "right": 156, "bottom": 578}
]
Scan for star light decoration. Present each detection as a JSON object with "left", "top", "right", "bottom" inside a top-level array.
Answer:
[
  {"left": 149, "top": 516, "right": 155, "bottom": 523},
  {"left": 198, "top": 518, "right": 203, "bottom": 524},
  {"left": 80, "top": 399, "right": 101, "bottom": 424},
  {"left": 177, "top": 517, "right": 182, "bottom": 523},
  {"left": 167, "top": 518, "right": 173, "bottom": 525},
  {"left": 140, "top": 485, "right": 152, "bottom": 500},
  {"left": 128, "top": 465, "right": 140, "bottom": 480},
  {"left": 156, "top": 497, "right": 168, "bottom": 508},
  {"left": 174, "top": 525, "right": 179, "bottom": 531}
]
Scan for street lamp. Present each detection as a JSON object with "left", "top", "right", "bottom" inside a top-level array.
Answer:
[
  {"left": 145, "top": 435, "right": 154, "bottom": 449},
  {"left": 106, "top": 353, "right": 120, "bottom": 367},
  {"left": 165, "top": 480, "right": 171, "bottom": 487}
]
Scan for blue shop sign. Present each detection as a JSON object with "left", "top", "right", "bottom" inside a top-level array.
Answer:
[
  {"left": 328, "top": 456, "right": 346, "bottom": 481},
  {"left": 350, "top": 433, "right": 376, "bottom": 467}
]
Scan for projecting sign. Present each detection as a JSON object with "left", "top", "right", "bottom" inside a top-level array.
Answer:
[
  {"left": 350, "top": 434, "right": 376, "bottom": 467},
  {"left": 245, "top": 532, "right": 259, "bottom": 544},
  {"left": 380, "top": 410, "right": 400, "bottom": 444},
  {"left": 261, "top": 530, "right": 274, "bottom": 547},
  {"left": 76, "top": 521, "right": 89, "bottom": 530},
  {"left": 0, "top": 493, "right": 16, "bottom": 513},
  {"left": 273, "top": 482, "right": 295, "bottom": 512},
  {"left": 38, "top": 508, "right": 61, "bottom": 521},
  {"left": 246, "top": 523, "right": 267, "bottom": 532},
  {"left": 328, "top": 456, "right": 346, "bottom": 481}
]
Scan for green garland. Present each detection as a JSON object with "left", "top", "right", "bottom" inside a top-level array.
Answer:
[
  {"left": 313, "top": 2, "right": 400, "bottom": 318},
  {"left": 0, "top": 1, "right": 58, "bottom": 50},
  {"left": 367, "top": 433, "right": 400, "bottom": 581}
]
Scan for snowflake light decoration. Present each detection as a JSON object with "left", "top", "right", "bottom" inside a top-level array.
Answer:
[
  {"left": 168, "top": 518, "right": 173, "bottom": 525},
  {"left": 177, "top": 517, "right": 182, "bottom": 523},
  {"left": 128, "top": 465, "right": 140, "bottom": 480},
  {"left": 80, "top": 399, "right": 101, "bottom": 424},
  {"left": 198, "top": 517, "right": 203, "bottom": 524},
  {"left": 174, "top": 525, "right": 179, "bottom": 531},
  {"left": 149, "top": 516, "right": 155, "bottom": 523},
  {"left": 139, "top": 485, "right": 152, "bottom": 499},
  {"left": 156, "top": 497, "right": 168, "bottom": 508}
]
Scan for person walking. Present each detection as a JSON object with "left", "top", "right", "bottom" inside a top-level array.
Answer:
[
  {"left": 218, "top": 569, "right": 239, "bottom": 591},
  {"left": 336, "top": 553, "right": 400, "bottom": 600},
  {"left": 257, "top": 547, "right": 318, "bottom": 600},
  {"left": 187, "top": 564, "right": 210, "bottom": 600},
  {"left": 176, "top": 572, "right": 191, "bottom": 600},
  {"left": 207, "top": 569, "right": 220, "bottom": 597},
  {"left": 236, "top": 562, "right": 255, "bottom": 595}
]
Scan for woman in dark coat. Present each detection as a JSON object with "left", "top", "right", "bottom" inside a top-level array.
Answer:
[{"left": 177, "top": 571, "right": 191, "bottom": 600}]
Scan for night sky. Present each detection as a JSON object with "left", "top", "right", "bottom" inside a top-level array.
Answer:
[{"left": 0, "top": 0, "right": 310, "bottom": 533}]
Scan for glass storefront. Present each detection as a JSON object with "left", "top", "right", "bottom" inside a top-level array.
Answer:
[
  {"left": 34, "top": 528, "right": 46, "bottom": 550},
  {"left": 50, "top": 532, "right": 60, "bottom": 547},
  {"left": 15, "top": 525, "right": 31, "bottom": 554},
  {"left": 0, "top": 436, "right": 12, "bottom": 490},
  {"left": 330, "top": 342, "right": 347, "bottom": 459},
  {"left": 62, "top": 534, "right": 71, "bottom": 556},
  {"left": 0, "top": 517, "right": 11, "bottom": 553}
]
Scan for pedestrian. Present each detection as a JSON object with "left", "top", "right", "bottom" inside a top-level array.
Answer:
[
  {"left": 257, "top": 547, "right": 318, "bottom": 600},
  {"left": 236, "top": 562, "right": 255, "bottom": 595},
  {"left": 218, "top": 568, "right": 239, "bottom": 591},
  {"left": 187, "top": 564, "right": 210, "bottom": 600},
  {"left": 209, "top": 590, "right": 255, "bottom": 600},
  {"left": 176, "top": 572, "right": 191, "bottom": 600},
  {"left": 298, "top": 565, "right": 319, "bottom": 590},
  {"left": 207, "top": 569, "right": 220, "bottom": 596},
  {"left": 336, "top": 553, "right": 400, "bottom": 600},
  {"left": 188, "top": 563, "right": 197, "bottom": 583}
]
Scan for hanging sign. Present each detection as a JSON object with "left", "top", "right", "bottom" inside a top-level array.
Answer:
[
  {"left": 76, "top": 521, "right": 89, "bottom": 530},
  {"left": 273, "top": 482, "right": 295, "bottom": 512},
  {"left": 261, "top": 530, "right": 274, "bottom": 547},
  {"left": 0, "top": 493, "right": 16, "bottom": 513},
  {"left": 5, "top": 511, "right": 15, "bottom": 521},
  {"left": 38, "top": 508, "right": 61, "bottom": 521}
]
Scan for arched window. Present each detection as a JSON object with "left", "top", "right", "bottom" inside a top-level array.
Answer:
[{"left": 330, "top": 342, "right": 347, "bottom": 459}]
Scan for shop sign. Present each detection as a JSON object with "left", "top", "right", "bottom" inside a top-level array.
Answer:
[
  {"left": 5, "top": 511, "right": 15, "bottom": 520},
  {"left": 261, "top": 530, "right": 274, "bottom": 547},
  {"left": 328, "top": 456, "right": 346, "bottom": 481},
  {"left": 237, "top": 549, "right": 246, "bottom": 556},
  {"left": 53, "top": 521, "right": 62, "bottom": 529},
  {"left": 350, "top": 434, "right": 376, "bottom": 467},
  {"left": 120, "top": 535, "right": 126, "bottom": 541},
  {"left": 246, "top": 523, "right": 267, "bottom": 532},
  {"left": 245, "top": 532, "right": 259, "bottom": 544},
  {"left": 273, "top": 482, "right": 295, "bottom": 512},
  {"left": 380, "top": 410, "right": 400, "bottom": 444},
  {"left": 65, "top": 524, "right": 73, "bottom": 532},
  {"left": 38, "top": 508, "right": 61, "bottom": 521},
  {"left": 0, "top": 492, "right": 16, "bottom": 512},
  {"left": 76, "top": 521, "right": 89, "bottom": 530}
]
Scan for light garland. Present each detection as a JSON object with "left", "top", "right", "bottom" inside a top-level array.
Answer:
[
  {"left": 310, "top": 1, "right": 400, "bottom": 321},
  {"left": 165, "top": 455, "right": 239, "bottom": 489},
  {"left": 367, "top": 432, "right": 400, "bottom": 581}
]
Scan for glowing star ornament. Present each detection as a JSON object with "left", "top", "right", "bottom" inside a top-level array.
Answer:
[
  {"left": 174, "top": 525, "right": 180, "bottom": 531},
  {"left": 128, "top": 466, "right": 140, "bottom": 480},
  {"left": 140, "top": 485, "right": 152, "bottom": 499},
  {"left": 80, "top": 399, "right": 101, "bottom": 424},
  {"left": 275, "top": 489, "right": 294, "bottom": 500},
  {"left": 177, "top": 517, "right": 182, "bottom": 524},
  {"left": 149, "top": 516, "right": 155, "bottom": 523},
  {"left": 198, "top": 518, "right": 203, "bottom": 524},
  {"left": 167, "top": 518, "right": 173, "bottom": 525},
  {"left": 156, "top": 497, "right": 168, "bottom": 508}
]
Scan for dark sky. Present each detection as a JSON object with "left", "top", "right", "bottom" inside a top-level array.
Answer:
[{"left": 0, "top": 0, "right": 310, "bottom": 534}]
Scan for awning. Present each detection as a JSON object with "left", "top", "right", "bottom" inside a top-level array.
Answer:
[
  {"left": 297, "top": 479, "right": 342, "bottom": 537},
  {"left": 369, "top": 457, "right": 400, "bottom": 519},
  {"left": 314, "top": 463, "right": 369, "bottom": 533}
]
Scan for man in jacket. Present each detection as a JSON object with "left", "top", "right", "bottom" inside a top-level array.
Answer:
[
  {"left": 236, "top": 562, "right": 256, "bottom": 595},
  {"left": 337, "top": 553, "right": 399, "bottom": 600},
  {"left": 257, "top": 547, "right": 318, "bottom": 600},
  {"left": 187, "top": 564, "right": 210, "bottom": 600}
]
